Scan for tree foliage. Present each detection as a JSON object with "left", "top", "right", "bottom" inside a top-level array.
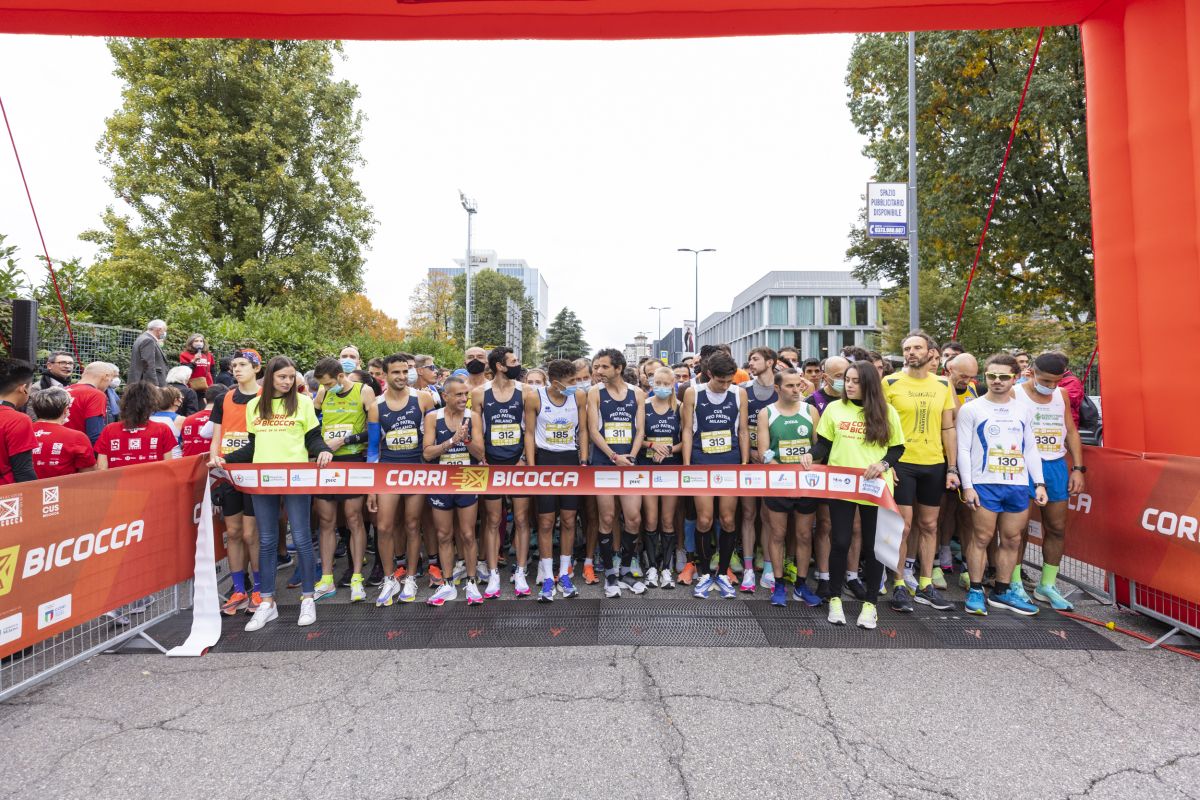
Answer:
[
  {"left": 541, "top": 308, "right": 589, "bottom": 361},
  {"left": 407, "top": 272, "right": 456, "bottom": 343},
  {"left": 846, "top": 27, "right": 1094, "bottom": 359},
  {"left": 86, "top": 38, "right": 375, "bottom": 314},
  {"left": 450, "top": 270, "right": 536, "bottom": 356}
]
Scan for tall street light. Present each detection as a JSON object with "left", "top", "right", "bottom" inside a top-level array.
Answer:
[
  {"left": 649, "top": 305, "right": 671, "bottom": 355},
  {"left": 678, "top": 248, "right": 715, "bottom": 352},
  {"left": 459, "top": 190, "right": 478, "bottom": 347}
]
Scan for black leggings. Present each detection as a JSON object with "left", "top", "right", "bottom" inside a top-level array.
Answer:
[{"left": 827, "top": 500, "right": 882, "bottom": 601}]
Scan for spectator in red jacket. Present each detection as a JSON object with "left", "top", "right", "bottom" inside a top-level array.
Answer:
[
  {"left": 0, "top": 358, "right": 37, "bottom": 484},
  {"left": 1057, "top": 365, "right": 1086, "bottom": 428},
  {"left": 179, "top": 333, "right": 214, "bottom": 388},
  {"left": 30, "top": 387, "right": 97, "bottom": 479}
]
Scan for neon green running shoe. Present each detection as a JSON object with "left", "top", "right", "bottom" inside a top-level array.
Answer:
[{"left": 782, "top": 559, "right": 798, "bottom": 585}]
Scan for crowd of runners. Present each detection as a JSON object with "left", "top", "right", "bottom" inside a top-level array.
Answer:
[{"left": 0, "top": 331, "right": 1087, "bottom": 634}]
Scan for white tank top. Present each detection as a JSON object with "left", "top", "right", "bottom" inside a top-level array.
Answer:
[
  {"left": 534, "top": 386, "right": 581, "bottom": 452},
  {"left": 1017, "top": 385, "right": 1067, "bottom": 460}
]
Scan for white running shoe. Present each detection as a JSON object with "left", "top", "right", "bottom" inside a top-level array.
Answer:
[
  {"left": 740, "top": 568, "right": 757, "bottom": 593},
  {"left": 514, "top": 567, "right": 531, "bottom": 597},
  {"left": 827, "top": 597, "right": 846, "bottom": 626},
  {"left": 645, "top": 567, "right": 659, "bottom": 588},
  {"left": 659, "top": 568, "right": 675, "bottom": 589},
  {"left": 376, "top": 576, "right": 401, "bottom": 607},
  {"left": 476, "top": 560, "right": 489, "bottom": 582},
  {"left": 451, "top": 560, "right": 467, "bottom": 585},
  {"left": 350, "top": 579, "right": 366, "bottom": 603},
  {"left": 399, "top": 575, "right": 419, "bottom": 603},
  {"left": 245, "top": 601, "right": 278, "bottom": 632},
  {"left": 903, "top": 570, "right": 919, "bottom": 595},
  {"left": 427, "top": 583, "right": 458, "bottom": 606},
  {"left": 465, "top": 580, "right": 483, "bottom": 606},
  {"left": 297, "top": 598, "right": 316, "bottom": 627},
  {"left": 618, "top": 574, "right": 646, "bottom": 595},
  {"left": 484, "top": 570, "right": 501, "bottom": 599},
  {"left": 761, "top": 563, "right": 776, "bottom": 591},
  {"left": 604, "top": 577, "right": 622, "bottom": 598},
  {"left": 630, "top": 556, "right": 643, "bottom": 579},
  {"left": 856, "top": 602, "right": 878, "bottom": 630}
]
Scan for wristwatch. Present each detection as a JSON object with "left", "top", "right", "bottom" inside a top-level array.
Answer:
[
  {"left": 1071, "top": 465, "right": 1087, "bottom": 473},
  {"left": 1034, "top": 482, "right": 1047, "bottom": 489}
]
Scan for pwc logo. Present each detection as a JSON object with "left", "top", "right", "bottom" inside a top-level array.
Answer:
[{"left": 0, "top": 545, "right": 19, "bottom": 597}]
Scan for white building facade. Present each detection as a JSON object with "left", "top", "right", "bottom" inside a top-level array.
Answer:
[{"left": 430, "top": 250, "right": 551, "bottom": 335}]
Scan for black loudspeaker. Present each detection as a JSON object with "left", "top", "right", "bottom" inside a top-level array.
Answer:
[{"left": 10, "top": 299, "right": 38, "bottom": 365}]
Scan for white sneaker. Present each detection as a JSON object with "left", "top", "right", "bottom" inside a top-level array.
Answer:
[
  {"left": 740, "top": 568, "right": 757, "bottom": 593},
  {"left": 618, "top": 574, "right": 646, "bottom": 595},
  {"left": 427, "top": 583, "right": 458, "bottom": 606},
  {"left": 476, "top": 560, "right": 489, "bottom": 582},
  {"left": 350, "top": 579, "right": 366, "bottom": 603},
  {"left": 484, "top": 570, "right": 501, "bottom": 599},
  {"left": 761, "top": 563, "right": 776, "bottom": 590},
  {"left": 376, "top": 576, "right": 401, "bottom": 607},
  {"left": 659, "top": 568, "right": 675, "bottom": 589},
  {"left": 451, "top": 560, "right": 467, "bottom": 585},
  {"left": 856, "top": 602, "right": 878, "bottom": 630},
  {"left": 630, "top": 556, "right": 643, "bottom": 578},
  {"left": 399, "top": 575, "right": 419, "bottom": 603},
  {"left": 903, "top": 570, "right": 919, "bottom": 595},
  {"left": 604, "top": 577, "right": 621, "bottom": 598},
  {"left": 827, "top": 597, "right": 846, "bottom": 626},
  {"left": 297, "top": 597, "right": 317, "bottom": 626},
  {"left": 645, "top": 567, "right": 659, "bottom": 588},
  {"left": 465, "top": 580, "right": 483, "bottom": 606},
  {"left": 514, "top": 567, "right": 531, "bottom": 597},
  {"left": 245, "top": 601, "right": 278, "bottom": 632}
]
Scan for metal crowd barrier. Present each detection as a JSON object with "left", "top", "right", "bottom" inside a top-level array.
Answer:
[
  {"left": 1022, "top": 521, "right": 1115, "bottom": 605},
  {"left": 1125, "top": 580, "right": 1200, "bottom": 648}
]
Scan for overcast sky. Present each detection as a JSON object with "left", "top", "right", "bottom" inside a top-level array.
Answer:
[{"left": 0, "top": 34, "right": 875, "bottom": 350}]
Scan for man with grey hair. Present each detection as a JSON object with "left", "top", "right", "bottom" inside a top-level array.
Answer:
[
  {"left": 65, "top": 361, "right": 118, "bottom": 444},
  {"left": 130, "top": 319, "right": 168, "bottom": 386}
]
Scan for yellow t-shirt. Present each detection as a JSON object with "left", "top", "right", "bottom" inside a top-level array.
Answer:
[
  {"left": 883, "top": 371, "right": 955, "bottom": 465},
  {"left": 815, "top": 399, "right": 905, "bottom": 503}
]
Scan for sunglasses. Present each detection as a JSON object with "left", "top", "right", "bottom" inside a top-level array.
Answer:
[{"left": 984, "top": 372, "right": 1016, "bottom": 381}]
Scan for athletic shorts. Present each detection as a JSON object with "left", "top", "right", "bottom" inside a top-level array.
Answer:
[
  {"left": 428, "top": 493, "right": 478, "bottom": 510},
  {"left": 534, "top": 448, "right": 580, "bottom": 515},
  {"left": 1031, "top": 458, "right": 1069, "bottom": 503},
  {"left": 764, "top": 496, "right": 819, "bottom": 515},
  {"left": 213, "top": 480, "right": 255, "bottom": 517},
  {"left": 316, "top": 453, "right": 367, "bottom": 502},
  {"left": 975, "top": 483, "right": 1029, "bottom": 514},
  {"left": 894, "top": 462, "right": 947, "bottom": 507},
  {"left": 482, "top": 453, "right": 527, "bottom": 500}
]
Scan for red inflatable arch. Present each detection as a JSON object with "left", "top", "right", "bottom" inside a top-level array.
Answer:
[{"left": 0, "top": 0, "right": 1193, "bottom": 455}]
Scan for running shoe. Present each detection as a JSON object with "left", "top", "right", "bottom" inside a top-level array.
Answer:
[
  {"left": 275, "top": 553, "right": 295, "bottom": 571},
  {"left": 692, "top": 574, "right": 714, "bottom": 599},
  {"left": 368, "top": 561, "right": 385, "bottom": 587},
  {"left": 959, "top": 570, "right": 971, "bottom": 590},
  {"left": 725, "top": 569, "right": 738, "bottom": 586},
  {"left": 376, "top": 576, "right": 401, "bottom": 607},
  {"left": 754, "top": 550, "right": 765, "bottom": 571},
  {"left": 476, "top": 560, "right": 489, "bottom": 582},
  {"left": 915, "top": 585, "right": 954, "bottom": 611},
  {"left": 245, "top": 601, "right": 278, "bottom": 632},
  {"left": 965, "top": 587, "right": 988, "bottom": 616},
  {"left": 903, "top": 571, "right": 919, "bottom": 595},
  {"left": 339, "top": 565, "right": 354, "bottom": 588},
  {"left": 827, "top": 596, "right": 846, "bottom": 625},
  {"left": 678, "top": 562, "right": 697, "bottom": 586},
  {"left": 730, "top": 553, "right": 743, "bottom": 574},
  {"left": 988, "top": 587, "right": 1039, "bottom": 616},
  {"left": 645, "top": 567, "right": 659, "bottom": 588},
  {"left": 659, "top": 569, "right": 676, "bottom": 589},
  {"left": 618, "top": 573, "right": 647, "bottom": 595},
  {"left": 484, "top": 570, "right": 502, "bottom": 599},
  {"left": 931, "top": 566, "right": 948, "bottom": 590},
  {"left": 313, "top": 580, "right": 337, "bottom": 602},
  {"left": 350, "top": 577, "right": 366, "bottom": 603},
  {"left": 297, "top": 597, "right": 316, "bottom": 627},
  {"left": 739, "top": 568, "right": 756, "bottom": 593},
  {"left": 605, "top": 576, "right": 622, "bottom": 599},
  {"left": 1010, "top": 580, "right": 1033, "bottom": 605},
  {"left": 513, "top": 567, "right": 531, "bottom": 597},
  {"left": 793, "top": 582, "right": 822, "bottom": 608},
  {"left": 451, "top": 560, "right": 467, "bottom": 585},
  {"left": 426, "top": 583, "right": 458, "bottom": 606},
  {"left": 782, "top": 559, "right": 798, "bottom": 585},
  {"left": 770, "top": 583, "right": 788, "bottom": 607},
  {"left": 888, "top": 584, "right": 914, "bottom": 613},
  {"left": 221, "top": 591, "right": 249, "bottom": 616},
  {"left": 938, "top": 547, "right": 954, "bottom": 572},
  {"left": 815, "top": 578, "right": 831, "bottom": 601},
  {"left": 427, "top": 564, "right": 444, "bottom": 588},
  {"left": 465, "top": 580, "right": 484, "bottom": 606},
  {"left": 856, "top": 602, "right": 878, "bottom": 630},
  {"left": 583, "top": 563, "right": 599, "bottom": 585},
  {"left": 709, "top": 553, "right": 720, "bottom": 573},
  {"left": 844, "top": 578, "right": 870, "bottom": 602},
  {"left": 1033, "top": 583, "right": 1075, "bottom": 611},
  {"left": 246, "top": 591, "right": 263, "bottom": 614},
  {"left": 399, "top": 575, "right": 419, "bottom": 603},
  {"left": 715, "top": 574, "right": 737, "bottom": 599},
  {"left": 559, "top": 572, "right": 578, "bottom": 598},
  {"left": 335, "top": 539, "right": 348, "bottom": 559},
  {"left": 538, "top": 578, "right": 556, "bottom": 603},
  {"left": 630, "top": 556, "right": 643, "bottom": 579},
  {"left": 761, "top": 563, "right": 776, "bottom": 591}
]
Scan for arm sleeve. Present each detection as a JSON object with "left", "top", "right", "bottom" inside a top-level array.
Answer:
[
  {"left": 884, "top": 443, "right": 905, "bottom": 465},
  {"left": 810, "top": 434, "right": 832, "bottom": 464},
  {"left": 956, "top": 404, "right": 976, "bottom": 490},
  {"left": 223, "top": 433, "right": 256, "bottom": 464},
  {"left": 84, "top": 415, "right": 105, "bottom": 444},
  {"left": 366, "top": 421, "right": 381, "bottom": 463},
  {"left": 10, "top": 450, "right": 37, "bottom": 483},
  {"left": 305, "top": 425, "right": 333, "bottom": 458}
]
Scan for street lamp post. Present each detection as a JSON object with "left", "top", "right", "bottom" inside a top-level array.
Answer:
[
  {"left": 678, "top": 248, "right": 715, "bottom": 352},
  {"left": 649, "top": 305, "right": 671, "bottom": 356},
  {"left": 459, "top": 190, "right": 478, "bottom": 347}
]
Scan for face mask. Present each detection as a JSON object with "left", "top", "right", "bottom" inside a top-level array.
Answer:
[
  {"left": 194, "top": 343, "right": 204, "bottom": 352},
  {"left": 830, "top": 378, "right": 845, "bottom": 394},
  {"left": 575, "top": 380, "right": 591, "bottom": 392},
  {"left": 156, "top": 331, "right": 167, "bottom": 342},
  {"left": 653, "top": 386, "right": 674, "bottom": 400},
  {"left": 340, "top": 359, "right": 357, "bottom": 374},
  {"left": 110, "top": 377, "right": 121, "bottom": 388},
  {"left": 1034, "top": 382, "right": 1056, "bottom": 396},
  {"left": 507, "top": 365, "right": 526, "bottom": 382},
  {"left": 466, "top": 360, "right": 486, "bottom": 375},
  {"left": 406, "top": 368, "right": 417, "bottom": 384}
]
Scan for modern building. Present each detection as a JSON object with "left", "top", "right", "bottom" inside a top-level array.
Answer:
[
  {"left": 653, "top": 327, "right": 692, "bottom": 365},
  {"left": 430, "top": 250, "right": 551, "bottom": 335},
  {"left": 623, "top": 334, "right": 651, "bottom": 365},
  {"left": 697, "top": 270, "right": 882, "bottom": 364}
]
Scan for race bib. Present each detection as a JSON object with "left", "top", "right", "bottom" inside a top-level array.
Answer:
[
  {"left": 324, "top": 423, "right": 354, "bottom": 441},
  {"left": 490, "top": 423, "right": 521, "bottom": 447},
  {"left": 440, "top": 452, "right": 470, "bottom": 466},
  {"left": 986, "top": 447, "right": 1025, "bottom": 475},
  {"left": 644, "top": 436, "right": 673, "bottom": 450},
  {"left": 700, "top": 429, "right": 733, "bottom": 455},
  {"left": 604, "top": 421, "right": 633, "bottom": 446},
  {"left": 221, "top": 432, "right": 249, "bottom": 455},
  {"left": 1033, "top": 426, "right": 1063, "bottom": 454},
  {"left": 777, "top": 438, "right": 810, "bottom": 463},
  {"left": 385, "top": 427, "right": 419, "bottom": 451},
  {"left": 546, "top": 422, "right": 574, "bottom": 446},
  {"left": 749, "top": 428, "right": 758, "bottom": 448}
]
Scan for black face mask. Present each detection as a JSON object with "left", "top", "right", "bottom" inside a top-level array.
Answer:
[
  {"left": 466, "top": 360, "right": 486, "bottom": 375},
  {"left": 506, "top": 365, "right": 526, "bottom": 382}
]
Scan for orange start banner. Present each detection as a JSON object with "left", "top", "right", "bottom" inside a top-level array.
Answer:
[{"left": 0, "top": 457, "right": 209, "bottom": 659}]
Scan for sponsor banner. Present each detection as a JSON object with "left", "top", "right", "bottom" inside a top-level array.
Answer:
[
  {"left": 0, "top": 457, "right": 210, "bottom": 659},
  {"left": 1024, "top": 447, "right": 1200, "bottom": 605}
]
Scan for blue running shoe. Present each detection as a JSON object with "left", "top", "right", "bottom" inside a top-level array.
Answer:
[
  {"left": 714, "top": 574, "right": 737, "bottom": 599},
  {"left": 558, "top": 572, "right": 578, "bottom": 599},
  {"left": 537, "top": 577, "right": 555, "bottom": 603},
  {"left": 792, "top": 582, "right": 822, "bottom": 607},
  {"left": 965, "top": 587, "right": 988, "bottom": 616},
  {"left": 1033, "top": 583, "right": 1074, "bottom": 611},
  {"left": 771, "top": 583, "right": 788, "bottom": 607},
  {"left": 693, "top": 574, "right": 714, "bottom": 599},
  {"left": 988, "top": 587, "right": 1039, "bottom": 616}
]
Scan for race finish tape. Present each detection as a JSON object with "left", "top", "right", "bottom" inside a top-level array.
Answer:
[{"left": 224, "top": 463, "right": 905, "bottom": 570}]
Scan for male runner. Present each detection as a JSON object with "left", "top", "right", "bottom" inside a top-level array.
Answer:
[
  {"left": 586, "top": 348, "right": 647, "bottom": 597},
  {"left": 525, "top": 359, "right": 589, "bottom": 602},
  {"left": 957, "top": 353, "right": 1047, "bottom": 616},
  {"left": 312, "top": 357, "right": 380, "bottom": 603},
  {"left": 370, "top": 353, "right": 436, "bottom": 606},
  {"left": 882, "top": 331, "right": 958, "bottom": 612},
  {"left": 778, "top": 346, "right": 801, "bottom": 369},
  {"left": 463, "top": 347, "right": 489, "bottom": 397},
  {"left": 943, "top": 352, "right": 980, "bottom": 584},
  {"left": 681, "top": 351, "right": 748, "bottom": 600},
  {"left": 801, "top": 359, "right": 822, "bottom": 389},
  {"left": 472, "top": 347, "right": 534, "bottom": 599},
  {"left": 739, "top": 346, "right": 779, "bottom": 592},
  {"left": 1017, "top": 352, "right": 1085, "bottom": 610},
  {"left": 413, "top": 354, "right": 444, "bottom": 408}
]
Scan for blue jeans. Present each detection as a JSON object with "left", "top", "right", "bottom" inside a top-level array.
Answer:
[{"left": 251, "top": 493, "right": 316, "bottom": 598}]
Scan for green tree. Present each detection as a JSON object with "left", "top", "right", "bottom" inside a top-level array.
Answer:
[
  {"left": 86, "top": 38, "right": 375, "bottom": 314},
  {"left": 0, "top": 235, "right": 29, "bottom": 299},
  {"left": 846, "top": 28, "right": 1094, "bottom": 359},
  {"left": 451, "top": 270, "right": 536, "bottom": 356},
  {"left": 541, "top": 307, "right": 589, "bottom": 361},
  {"left": 407, "top": 272, "right": 456, "bottom": 343}
]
